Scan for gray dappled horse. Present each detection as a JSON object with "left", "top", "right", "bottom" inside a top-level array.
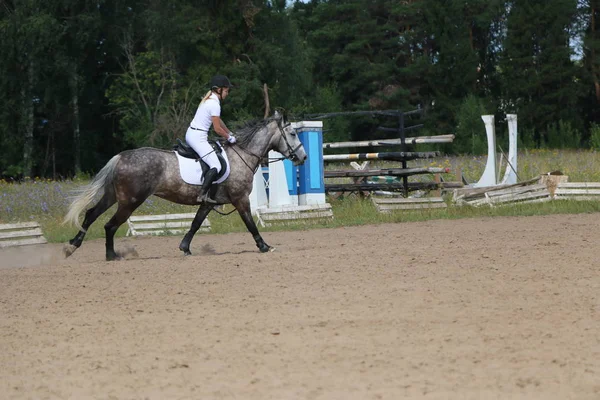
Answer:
[{"left": 63, "top": 112, "right": 307, "bottom": 261}]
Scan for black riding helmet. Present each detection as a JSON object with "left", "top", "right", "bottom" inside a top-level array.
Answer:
[{"left": 210, "top": 75, "right": 233, "bottom": 89}]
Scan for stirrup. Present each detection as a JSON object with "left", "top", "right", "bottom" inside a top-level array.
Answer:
[{"left": 198, "top": 193, "right": 217, "bottom": 204}]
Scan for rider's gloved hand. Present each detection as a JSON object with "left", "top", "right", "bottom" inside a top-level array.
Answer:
[{"left": 227, "top": 135, "right": 237, "bottom": 144}]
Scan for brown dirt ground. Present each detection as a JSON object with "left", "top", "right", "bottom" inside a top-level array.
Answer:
[{"left": 1, "top": 213, "right": 599, "bottom": 400}]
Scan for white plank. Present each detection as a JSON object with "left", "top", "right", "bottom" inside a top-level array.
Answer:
[
  {"left": 0, "top": 228, "right": 43, "bottom": 240},
  {"left": 373, "top": 197, "right": 445, "bottom": 205},
  {"left": 131, "top": 221, "right": 210, "bottom": 230},
  {"left": 555, "top": 195, "right": 600, "bottom": 201},
  {"left": 0, "top": 236, "right": 47, "bottom": 248},
  {"left": 554, "top": 189, "right": 600, "bottom": 196},
  {"left": 133, "top": 227, "right": 210, "bottom": 236},
  {"left": 260, "top": 211, "right": 334, "bottom": 221},
  {"left": 0, "top": 222, "right": 40, "bottom": 230},
  {"left": 377, "top": 203, "right": 447, "bottom": 211},
  {"left": 128, "top": 213, "right": 197, "bottom": 222},
  {"left": 256, "top": 204, "right": 332, "bottom": 215},
  {"left": 486, "top": 183, "right": 548, "bottom": 198},
  {"left": 488, "top": 190, "right": 551, "bottom": 204},
  {"left": 557, "top": 182, "right": 600, "bottom": 189},
  {"left": 463, "top": 187, "right": 550, "bottom": 206},
  {"left": 126, "top": 213, "right": 210, "bottom": 236},
  {"left": 256, "top": 204, "right": 334, "bottom": 227}
]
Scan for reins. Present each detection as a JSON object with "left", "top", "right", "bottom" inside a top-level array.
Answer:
[
  {"left": 209, "top": 119, "right": 301, "bottom": 215},
  {"left": 223, "top": 120, "right": 299, "bottom": 173}
]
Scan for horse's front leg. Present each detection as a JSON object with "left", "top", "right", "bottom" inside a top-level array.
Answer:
[
  {"left": 179, "top": 204, "right": 213, "bottom": 256},
  {"left": 235, "top": 197, "right": 273, "bottom": 253}
]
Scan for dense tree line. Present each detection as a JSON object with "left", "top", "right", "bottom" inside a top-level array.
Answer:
[{"left": 1, "top": 0, "right": 599, "bottom": 179}]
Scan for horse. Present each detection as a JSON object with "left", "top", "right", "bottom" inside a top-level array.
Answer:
[{"left": 63, "top": 111, "right": 307, "bottom": 261}]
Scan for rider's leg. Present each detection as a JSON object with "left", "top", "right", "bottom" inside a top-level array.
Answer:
[
  {"left": 185, "top": 135, "right": 222, "bottom": 203},
  {"left": 198, "top": 151, "right": 221, "bottom": 203},
  {"left": 199, "top": 167, "right": 218, "bottom": 203}
]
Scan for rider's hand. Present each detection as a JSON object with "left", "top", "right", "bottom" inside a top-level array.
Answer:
[{"left": 227, "top": 135, "right": 237, "bottom": 144}]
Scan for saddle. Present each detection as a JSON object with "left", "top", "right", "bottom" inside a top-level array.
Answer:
[{"left": 173, "top": 138, "right": 228, "bottom": 178}]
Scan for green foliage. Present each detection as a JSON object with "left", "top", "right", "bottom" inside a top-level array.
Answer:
[
  {"left": 106, "top": 50, "right": 180, "bottom": 148},
  {"left": 500, "top": 0, "right": 582, "bottom": 146},
  {"left": 305, "top": 84, "right": 351, "bottom": 143},
  {"left": 544, "top": 120, "right": 582, "bottom": 149},
  {"left": 454, "top": 95, "right": 489, "bottom": 154},
  {"left": 518, "top": 127, "right": 537, "bottom": 150},
  {"left": 590, "top": 123, "right": 600, "bottom": 150},
  {"left": 2, "top": 0, "right": 600, "bottom": 180}
]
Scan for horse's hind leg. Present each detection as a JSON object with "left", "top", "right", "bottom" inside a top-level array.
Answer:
[
  {"left": 104, "top": 201, "right": 144, "bottom": 261},
  {"left": 179, "top": 204, "right": 213, "bottom": 256},
  {"left": 64, "top": 191, "right": 116, "bottom": 257},
  {"left": 235, "top": 197, "right": 273, "bottom": 253}
]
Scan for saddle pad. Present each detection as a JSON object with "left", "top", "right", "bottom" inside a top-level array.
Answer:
[{"left": 175, "top": 145, "right": 230, "bottom": 186}]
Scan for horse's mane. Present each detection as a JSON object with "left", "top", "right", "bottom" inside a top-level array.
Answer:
[{"left": 235, "top": 116, "right": 281, "bottom": 147}]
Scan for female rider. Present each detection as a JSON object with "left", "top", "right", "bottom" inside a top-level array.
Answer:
[{"left": 186, "top": 75, "right": 236, "bottom": 203}]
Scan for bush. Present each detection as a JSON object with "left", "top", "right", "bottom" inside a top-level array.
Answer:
[
  {"left": 545, "top": 120, "right": 581, "bottom": 149},
  {"left": 454, "top": 94, "right": 488, "bottom": 154},
  {"left": 590, "top": 123, "right": 600, "bottom": 150}
]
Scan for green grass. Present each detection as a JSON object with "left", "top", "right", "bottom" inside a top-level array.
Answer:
[{"left": 2, "top": 149, "right": 600, "bottom": 243}]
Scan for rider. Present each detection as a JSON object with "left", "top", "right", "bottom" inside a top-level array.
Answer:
[{"left": 186, "top": 74, "right": 237, "bottom": 203}]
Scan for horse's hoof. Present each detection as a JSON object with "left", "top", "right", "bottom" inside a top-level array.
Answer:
[
  {"left": 259, "top": 245, "right": 275, "bottom": 253},
  {"left": 63, "top": 244, "right": 77, "bottom": 258},
  {"left": 106, "top": 253, "right": 122, "bottom": 261},
  {"left": 179, "top": 245, "right": 192, "bottom": 256}
]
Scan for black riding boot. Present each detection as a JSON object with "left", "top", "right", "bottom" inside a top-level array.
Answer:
[{"left": 198, "top": 168, "right": 218, "bottom": 203}]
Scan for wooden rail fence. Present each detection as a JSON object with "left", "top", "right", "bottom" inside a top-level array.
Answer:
[
  {"left": 554, "top": 182, "right": 600, "bottom": 200},
  {"left": 126, "top": 213, "right": 210, "bottom": 236},
  {"left": 256, "top": 204, "right": 334, "bottom": 227},
  {"left": 0, "top": 222, "right": 47, "bottom": 248}
]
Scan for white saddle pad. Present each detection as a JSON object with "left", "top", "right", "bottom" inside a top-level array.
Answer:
[{"left": 175, "top": 144, "right": 231, "bottom": 186}]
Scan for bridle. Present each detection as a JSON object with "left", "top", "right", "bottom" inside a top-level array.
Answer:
[
  {"left": 228, "top": 119, "right": 302, "bottom": 173},
  {"left": 276, "top": 120, "right": 303, "bottom": 163}
]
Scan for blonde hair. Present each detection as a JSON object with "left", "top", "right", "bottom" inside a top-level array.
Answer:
[{"left": 200, "top": 90, "right": 213, "bottom": 105}]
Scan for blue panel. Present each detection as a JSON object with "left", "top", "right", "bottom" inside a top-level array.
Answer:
[
  {"left": 308, "top": 132, "right": 322, "bottom": 190},
  {"left": 283, "top": 159, "right": 298, "bottom": 194}
]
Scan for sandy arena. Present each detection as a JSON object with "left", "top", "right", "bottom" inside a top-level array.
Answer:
[{"left": 1, "top": 213, "right": 599, "bottom": 399}]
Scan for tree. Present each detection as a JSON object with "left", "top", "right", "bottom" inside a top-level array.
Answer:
[
  {"left": 500, "top": 0, "right": 581, "bottom": 146},
  {"left": 0, "top": 0, "right": 62, "bottom": 178}
]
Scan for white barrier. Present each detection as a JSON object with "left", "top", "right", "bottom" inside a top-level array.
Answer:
[
  {"left": 474, "top": 114, "right": 519, "bottom": 188},
  {"left": 126, "top": 213, "right": 210, "bottom": 236},
  {"left": 554, "top": 182, "right": 600, "bottom": 200},
  {"left": 249, "top": 167, "right": 268, "bottom": 214},
  {"left": 0, "top": 222, "right": 47, "bottom": 248},
  {"left": 475, "top": 115, "right": 498, "bottom": 187},
  {"left": 268, "top": 151, "right": 297, "bottom": 207},
  {"left": 500, "top": 114, "right": 518, "bottom": 184},
  {"left": 256, "top": 203, "right": 333, "bottom": 227}
]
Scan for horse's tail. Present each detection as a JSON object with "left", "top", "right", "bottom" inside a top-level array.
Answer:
[{"left": 63, "top": 155, "right": 121, "bottom": 229}]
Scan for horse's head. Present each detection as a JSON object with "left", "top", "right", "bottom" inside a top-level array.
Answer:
[{"left": 270, "top": 111, "right": 307, "bottom": 166}]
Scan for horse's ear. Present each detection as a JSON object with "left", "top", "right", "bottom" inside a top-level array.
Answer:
[{"left": 273, "top": 110, "right": 281, "bottom": 119}]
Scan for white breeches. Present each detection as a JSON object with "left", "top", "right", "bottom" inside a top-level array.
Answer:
[{"left": 185, "top": 128, "right": 222, "bottom": 172}]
